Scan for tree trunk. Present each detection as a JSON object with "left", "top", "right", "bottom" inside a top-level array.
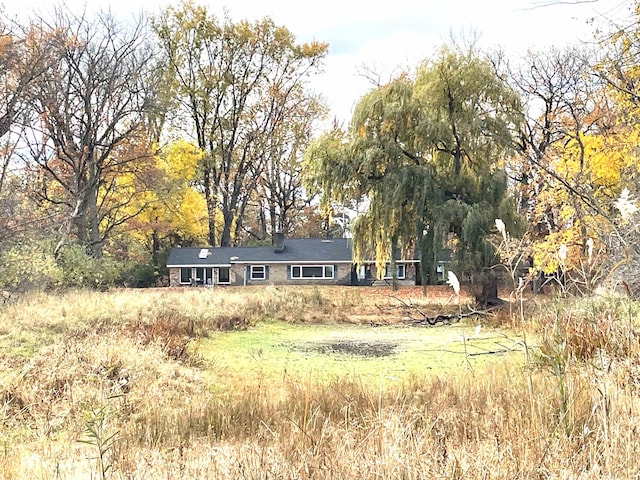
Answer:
[
  {"left": 258, "top": 202, "right": 268, "bottom": 240},
  {"left": 151, "top": 229, "right": 160, "bottom": 268},
  {"left": 203, "top": 170, "right": 216, "bottom": 246},
  {"left": 269, "top": 202, "right": 278, "bottom": 236},
  {"left": 86, "top": 156, "right": 102, "bottom": 258},
  {"left": 390, "top": 236, "right": 399, "bottom": 291},
  {"left": 54, "top": 197, "right": 83, "bottom": 259},
  {"left": 0, "top": 154, "right": 9, "bottom": 194},
  {"left": 87, "top": 195, "right": 102, "bottom": 258},
  {"left": 72, "top": 196, "right": 89, "bottom": 248},
  {"left": 220, "top": 209, "right": 234, "bottom": 247},
  {"left": 475, "top": 276, "right": 503, "bottom": 308},
  {"left": 419, "top": 226, "right": 438, "bottom": 287}
]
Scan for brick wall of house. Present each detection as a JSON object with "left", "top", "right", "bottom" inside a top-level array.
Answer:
[
  {"left": 399, "top": 263, "right": 417, "bottom": 286},
  {"left": 407, "top": 263, "right": 417, "bottom": 283},
  {"left": 229, "top": 264, "right": 243, "bottom": 286},
  {"left": 169, "top": 268, "right": 180, "bottom": 287}
]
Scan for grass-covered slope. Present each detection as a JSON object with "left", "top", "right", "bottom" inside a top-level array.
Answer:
[{"left": 1, "top": 286, "right": 639, "bottom": 478}]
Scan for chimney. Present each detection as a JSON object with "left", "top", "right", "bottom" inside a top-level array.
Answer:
[{"left": 273, "top": 231, "right": 285, "bottom": 253}]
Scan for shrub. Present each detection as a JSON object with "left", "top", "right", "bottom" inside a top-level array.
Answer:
[
  {"left": 56, "top": 245, "right": 123, "bottom": 289},
  {"left": 0, "top": 238, "right": 62, "bottom": 291},
  {"left": 117, "top": 263, "right": 157, "bottom": 288}
]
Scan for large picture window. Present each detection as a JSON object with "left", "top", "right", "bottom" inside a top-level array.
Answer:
[
  {"left": 291, "top": 265, "right": 334, "bottom": 279},
  {"left": 384, "top": 264, "right": 406, "bottom": 280},
  {"left": 250, "top": 265, "right": 266, "bottom": 280}
]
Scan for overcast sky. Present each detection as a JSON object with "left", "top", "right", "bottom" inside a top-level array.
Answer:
[{"left": 5, "top": 0, "right": 632, "bottom": 125}]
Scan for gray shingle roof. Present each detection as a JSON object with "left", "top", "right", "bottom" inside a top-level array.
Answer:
[
  {"left": 166, "top": 246, "right": 233, "bottom": 267},
  {"left": 166, "top": 238, "right": 354, "bottom": 267}
]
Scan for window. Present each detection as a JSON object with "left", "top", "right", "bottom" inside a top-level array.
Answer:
[
  {"left": 195, "top": 267, "right": 205, "bottom": 284},
  {"left": 291, "top": 265, "right": 335, "bottom": 279},
  {"left": 218, "top": 267, "right": 230, "bottom": 284},
  {"left": 205, "top": 268, "right": 214, "bottom": 285},
  {"left": 180, "top": 268, "right": 192, "bottom": 284},
  {"left": 357, "top": 265, "right": 366, "bottom": 280},
  {"left": 384, "top": 264, "right": 406, "bottom": 280},
  {"left": 251, "top": 265, "right": 266, "bottom": 280},
  {"left": 181, "top": 267, "right": 216, "bottom": 285},
  {"left": 357, "top": 264, "right": 372, "bottom": 280}
]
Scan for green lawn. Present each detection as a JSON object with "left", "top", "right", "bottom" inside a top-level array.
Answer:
[{"left": 199, "top": 319, "right": 526, "bottom": 389}]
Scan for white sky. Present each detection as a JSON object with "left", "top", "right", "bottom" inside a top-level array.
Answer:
[{"left": 4, "top": 0, "right": 633, "bottom": 125}]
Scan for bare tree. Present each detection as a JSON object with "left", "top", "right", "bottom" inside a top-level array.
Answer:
[
  {"left": 24, "top": 8, "right": 160, "bottom": 258},
  {"left": 0, "top": 15, "right": 68, "bottom": 252},
  {"left": 0, "top": 14, "right": 64, "bottom": 192},
  {"left": 248, "top": 90, "right": 326, "bottom": 239}
]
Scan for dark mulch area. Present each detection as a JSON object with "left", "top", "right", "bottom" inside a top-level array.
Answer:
[{"left": 287, "top": 339, "right": 399, "bottom": 358}]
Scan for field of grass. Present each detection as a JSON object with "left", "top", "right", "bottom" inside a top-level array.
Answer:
[
  {"left": 201, "top": 319, "right": 523, "bottom": 389},
  {"left": 1, "top": 285, "right": 640, "bottom": 478}
]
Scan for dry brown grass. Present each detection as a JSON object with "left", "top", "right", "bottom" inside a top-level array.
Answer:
[{"left": 1, "top": 286, "right": 640, "bottom": 478}]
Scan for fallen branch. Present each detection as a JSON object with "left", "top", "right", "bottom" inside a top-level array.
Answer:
[
  {"left": 410, "top": 313, "right": 465, "bottom": 326},
  {"left": 423, "top": 338, "right": 531, "bottom": 357},
  {"left": 389, "top": 295, "right": 504, "bottom": 326},
  {"left": 428, "top": 346, "right": 520, "bottom": 356},
  {"left": 466, "top": 345, "right": 523, "bottom": 356}
]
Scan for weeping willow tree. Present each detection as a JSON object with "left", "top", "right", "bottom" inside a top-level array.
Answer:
[{"left": 305, "top": 45, "right": 523, "bottom": 293}]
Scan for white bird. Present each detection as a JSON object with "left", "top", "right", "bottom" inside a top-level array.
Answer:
[{"left": 474, "top": 324, "right": 482, "bottom": 337}]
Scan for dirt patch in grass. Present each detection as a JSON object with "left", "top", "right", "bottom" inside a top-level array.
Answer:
[{"left": 290, "top": 339, "right": 399, "bottom": 358}]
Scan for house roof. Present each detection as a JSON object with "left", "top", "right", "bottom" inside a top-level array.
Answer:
[
  {"left": 166, "top": 238, "right": 426, "bottom": 267},
  {"left": 167, "top": 238, "right": 356, "bottom": 267}
]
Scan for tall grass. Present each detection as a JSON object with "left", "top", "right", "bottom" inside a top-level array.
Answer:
[{"left": 1, "top": 286, "right": 640, "bottom": 478}]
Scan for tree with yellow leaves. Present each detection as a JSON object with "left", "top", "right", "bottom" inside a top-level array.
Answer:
[
  {"left": 508, "top": 8, "right": 640, "bottom": 294},
  {"left": 154, "top": 1, "right": 328, "bottom": 247},
  {"left": 123, "top": 139, "right": 211, "bottom": 267}
]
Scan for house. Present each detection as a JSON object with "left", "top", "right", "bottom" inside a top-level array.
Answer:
[{"left": 166, "top": 235, "right": 420, "bottom": 287}]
